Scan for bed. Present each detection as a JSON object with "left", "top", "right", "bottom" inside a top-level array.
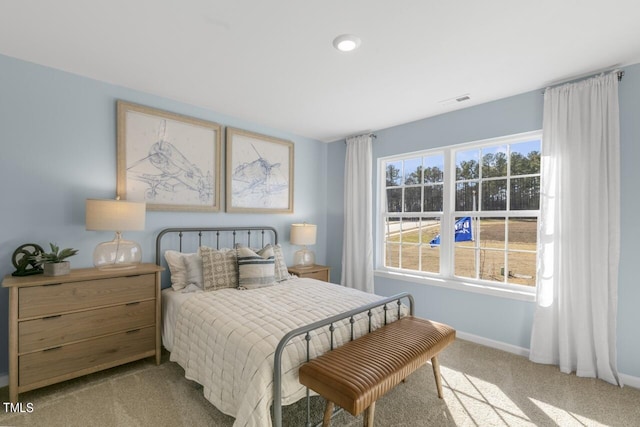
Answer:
[{"left": 156, "top": 227, "right": 413, "bottom": 427}]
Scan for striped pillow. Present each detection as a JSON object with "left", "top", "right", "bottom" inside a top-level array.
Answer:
[{"left": 237, "top": 245, "right": 276, "bottom": 289}]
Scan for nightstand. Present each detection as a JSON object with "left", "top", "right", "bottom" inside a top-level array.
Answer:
[
  {"left": 2, "top": 263, "right": 163, "bottom": 403},
  {"left": 288, "top": 264, "right": 331, "bottom": 282}
]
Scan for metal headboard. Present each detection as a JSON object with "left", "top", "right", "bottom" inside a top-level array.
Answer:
[
  {"left": 155, "top": 226, "right": 278, "bottom": 287},
  {"left": 155, "top": 226, "right": 278, "bottom": 264}
]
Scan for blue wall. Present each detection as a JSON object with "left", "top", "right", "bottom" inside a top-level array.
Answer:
[
  {"left": 0, "top": 54, "right": 328, "bottom": 377},
  {"left": 616, "top": 64, "right": 640, "bottom": 379},
  {"left": 327, "top": 63, "right": 640, "bottom": 379}
]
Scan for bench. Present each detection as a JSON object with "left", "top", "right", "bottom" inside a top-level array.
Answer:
[{"left": 298, "top": 316, "right": 456, "bottom": 426}]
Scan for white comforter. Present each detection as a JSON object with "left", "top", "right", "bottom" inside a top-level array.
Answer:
[{"left": 170, "top": 278, "right": 403, "bottom": 427}]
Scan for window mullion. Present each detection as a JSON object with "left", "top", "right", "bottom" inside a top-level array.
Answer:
[{"left": 440, "top": 150, "right": 454, "bottom": 277}]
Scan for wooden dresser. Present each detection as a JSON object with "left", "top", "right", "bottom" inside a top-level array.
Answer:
[{"left": 1, "top": 263, "right": 163, "bottom": 402}]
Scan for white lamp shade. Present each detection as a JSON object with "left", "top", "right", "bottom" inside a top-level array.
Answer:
[
  {"left": 290, "top": 223, "right": 317, "bottom": 246},
  {"left": 86, "top": 199, "right": 146, "bottom": 270},
  {"left": 86, "top": 199, "right": 146, "bottom": 231}
]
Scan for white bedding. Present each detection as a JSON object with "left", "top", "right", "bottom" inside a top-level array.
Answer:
[
  {"left": 167, "top": 277, "right": 404, "bottom": 427},
  {"left": 162, "top": 284, "right": 203, "bottom": 352}
]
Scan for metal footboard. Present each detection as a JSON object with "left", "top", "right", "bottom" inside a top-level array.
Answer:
[{"left": 272, "top": 292, "right": 414, "bottom": 427}]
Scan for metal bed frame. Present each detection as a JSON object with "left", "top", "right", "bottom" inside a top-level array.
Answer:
[
  {"left": 155, "top": 226, "right": 414, "bottom": 427},
  {"left": 155, "top": 226, "right": 278, "bottom": 267}
]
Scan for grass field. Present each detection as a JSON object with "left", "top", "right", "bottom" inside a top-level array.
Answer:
[{"left": 385, "top": 218, "right": 537, "bottom": 286}]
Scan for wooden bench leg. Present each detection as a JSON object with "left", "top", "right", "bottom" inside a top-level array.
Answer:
[
  {"left": 323, "top": 400, "right": 335, "bottom": 427},
  {"left": 363, "top": 401, "right": 376, "bottom": 427},
  {"left": 431, "top": 356, "right": 444, "bottom": 398},
  {"left": 323, "top": 399, "right": 376, "bottom": 427}
]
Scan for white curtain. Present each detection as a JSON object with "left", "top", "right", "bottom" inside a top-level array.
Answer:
[
  {"left": 341, "top": 134, "right": 374, "bottom": 292},
  {"left": 529, "top": 72, "right": 621, "bottom": 386}
]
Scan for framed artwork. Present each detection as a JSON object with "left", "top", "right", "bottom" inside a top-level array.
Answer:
[
  {"left": 226, "top": 127, "right": 294, "bottom": 213},
  {"left": 116, "top": 101, "right": 222, "bottom": 212}
]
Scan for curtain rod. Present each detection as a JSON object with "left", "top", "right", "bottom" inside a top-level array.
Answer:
[
  {"left": 344, "top": 133, "right": 377, "bottom": 144},
  {"left": 542, "top": 69, "right": 624, "bottom": 93}
]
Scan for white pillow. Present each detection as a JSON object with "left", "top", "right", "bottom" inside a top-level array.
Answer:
[{"left": 164, "top": 250, "right": 190, "bottom": 291}]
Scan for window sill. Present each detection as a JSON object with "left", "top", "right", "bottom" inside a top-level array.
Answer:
[{"left": 374, "top": 270, "right": 536, "bottom": 302}]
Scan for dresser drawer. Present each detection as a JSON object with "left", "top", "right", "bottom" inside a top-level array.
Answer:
[
  {"left": 19, "top": 326, "right": 155, "bottom": 387},
  {"left": 19, "top": 300, "right": 155, "bottom": 354},
  {"left": 18, "top": 274, "right": 155, "bottom": 318},
  {"left": 301, "top": 269, "right": 329, "bottom": 282}
]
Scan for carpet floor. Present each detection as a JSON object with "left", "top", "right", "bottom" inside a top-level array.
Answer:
[{"left": 1, "top": 339, "right": 639, "bottom": 426}]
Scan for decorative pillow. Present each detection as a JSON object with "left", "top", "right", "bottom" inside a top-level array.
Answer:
[
  {"left": 269, "top": 244, "right": 289, "bottom": 282},
  {"left": 183, "top": 252, "right": 204, "bottom": 288},
  {"left": 237, "top": 245, "right": 276, "bottom": 289},
  {"left": 200, "top": 247, "right": 238, "bottom": 291},
  {"left": 164, "top": 250, "right": 196, "bottom": 291}
]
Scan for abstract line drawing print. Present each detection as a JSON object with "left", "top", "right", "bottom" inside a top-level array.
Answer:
[
  {"left": 127, "top": 120, "right": 214, "bottom": 203},
  {"left": 226, "top": 128, "right": 293, "bottom": 212},
  {"left": 117, "top": 101, "right": 221, "bottom": 212},
  {"left": 232, "top": 143, "right": 288, "bottom": 207}
]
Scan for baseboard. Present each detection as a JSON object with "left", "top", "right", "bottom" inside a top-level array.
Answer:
[
  {"left": 619, "top": 373, "right": 640, "bottom": 389},
  {"left": 456, "top": 332, "right": 640, "bottom": 389},
  {"left": 455, "top": 331, "right": 530, "bottom": 358},
  {"left": 0, "top": 374, "right": 7, "bottom": 388}
]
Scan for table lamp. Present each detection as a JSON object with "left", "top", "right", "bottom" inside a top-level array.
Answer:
[
  {"left": 290, "top": 223, "right": 317, "bottom": 268},
  {"left": 86, "top": 198, "right": 146, "bottom": 270}
]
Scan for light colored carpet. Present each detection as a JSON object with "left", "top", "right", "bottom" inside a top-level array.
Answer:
[{"left": 1, "top": 339, "right": 639, "bottom": 426}]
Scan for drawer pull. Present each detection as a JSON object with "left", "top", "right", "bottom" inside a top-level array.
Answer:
[
  {"left": 125, "top": 302, "right": 141, "bottom": 306},
  {"left": 42, "top": 315, "right": 62, "bottom": 320},
  {"left": 43, "top": 346, "right": 62, "bottom": 352},
  {"left": 42, "top": 283, "right": 62, "bottom": 287},
  {"left": 126, "top": 329, "right": 141, "bottom": 334}
]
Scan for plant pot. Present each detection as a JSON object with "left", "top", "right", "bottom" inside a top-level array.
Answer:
[{"left": 43, "top": 261, "right": 70, "bottom": 277}]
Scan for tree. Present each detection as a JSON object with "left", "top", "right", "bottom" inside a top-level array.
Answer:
[
  {"left": 423, "top": 166, "right": 443, "bottom": 183},
  {"left": 405, "top": 165, "right": 422, "bottom": 185},
  {"left": 456, "top": 160, "right": 478, "bottom": 180},
  {"left": 510, "top": 151, "right": 540, "bottom": 175},
  {"left": 482, "top": 152, "right": 508, "bottom": 177},
  {"left": 386, "top": 164, "right": 401, "bottom": 186}
]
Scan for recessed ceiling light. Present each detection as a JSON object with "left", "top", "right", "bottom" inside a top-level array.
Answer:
[{"left": 333, "top": 34, "right": 361, "bottom": 52}]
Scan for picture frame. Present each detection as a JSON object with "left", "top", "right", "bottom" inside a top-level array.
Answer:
[
  {"left": 226, "top": 127, "right": 294, "bottom": 213},
  {"left": 116, "top": 101, "right": 222, "bottom": 212}
]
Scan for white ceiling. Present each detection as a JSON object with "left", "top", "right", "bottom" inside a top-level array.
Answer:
[{"left": 2, "top": 1, "right": 640, "bottom": 142}]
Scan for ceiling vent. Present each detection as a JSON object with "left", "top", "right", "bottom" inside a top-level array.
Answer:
[{"left": 438, "top": 93, "right": 471, "bottom": 107}]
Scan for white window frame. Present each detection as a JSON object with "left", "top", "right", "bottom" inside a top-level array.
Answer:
[{"left": 376, "top": 130, "right": 542, "bottom": 301}]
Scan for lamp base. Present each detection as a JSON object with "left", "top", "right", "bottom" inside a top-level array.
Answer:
[
  {"left": 96, "top": 263, "right": 138, "bottom": 271},
  {"left": 93, "top": 232, "right": 142, "bottom": 271},
  {"left": 294, "top": 247, "right": 315, "bottom": 268}
]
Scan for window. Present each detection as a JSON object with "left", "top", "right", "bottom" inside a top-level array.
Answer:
[
  {"left": 380, "top": 131, "right": 541, "bottom": 291},
  {"left": 383, "top": 153, "right": 444, "bottom": 274}
]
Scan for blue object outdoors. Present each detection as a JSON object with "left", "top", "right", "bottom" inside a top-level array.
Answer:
[{"left": 429, "top": 217, "right": 473, "bottom": 247}]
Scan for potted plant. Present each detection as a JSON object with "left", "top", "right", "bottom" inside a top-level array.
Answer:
[{"left": 31, "top": 243, "right": 79, "bottom": 276}]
